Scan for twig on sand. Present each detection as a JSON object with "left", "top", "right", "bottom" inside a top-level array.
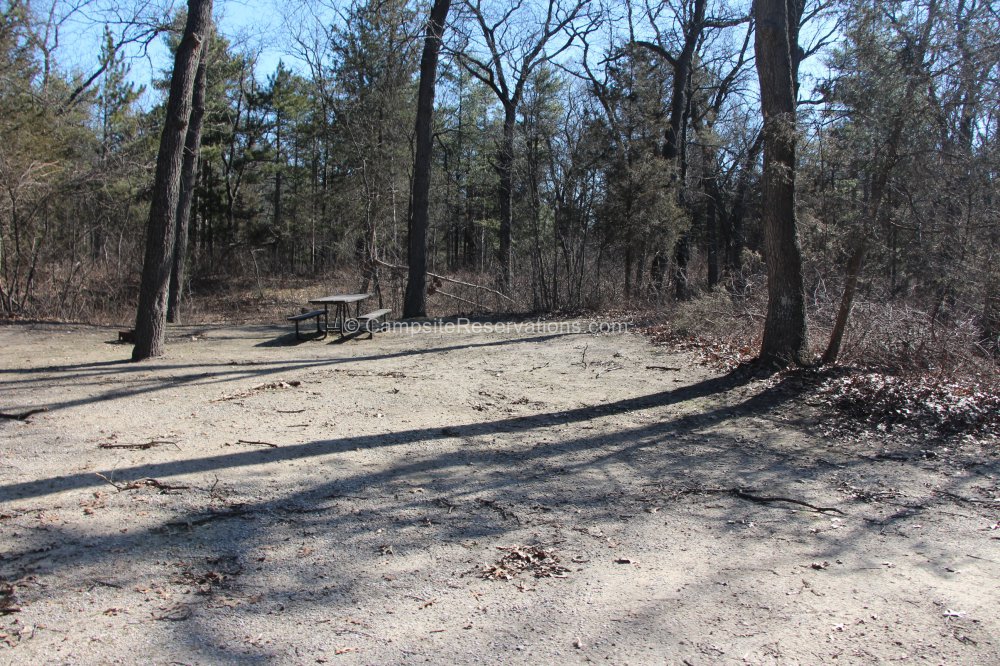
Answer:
[
  {"left": 152, "top": 603, "right": 193, "bottom": 621},
  {"left": 95, "top": 473, "right": 190, "bottom": 493},
  {"left": 99, "top": 440, "right": 178, "bottom": 451},
  {"left": 934, "top": 490, "right": 1000, "bottom": 506},
  {"left": 164, "top": 506, "right": 252, "bottom": 529},
  {"left": 477, "top": 498, "right": 521, "bottom": 523},
  {"left": 235, "top": 439, "right": 279, "bottom": 448}
]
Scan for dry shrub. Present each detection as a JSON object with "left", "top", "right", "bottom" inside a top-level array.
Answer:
[
  {"left": 819, "top": 300, "right": 998, "bottom": 380},
  {"left": 7, "top": 260, "right": 139, "bottom": 326},
  {"left": 644, "top": 286, "right": 765, "bottom": 370},
  {"left": 641, "top": 277, "right": 998, "bottom": 438}
]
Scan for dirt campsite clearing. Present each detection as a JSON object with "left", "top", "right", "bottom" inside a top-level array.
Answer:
[{"left": 1, "top": 320, "right": 998, "bottom": 665}]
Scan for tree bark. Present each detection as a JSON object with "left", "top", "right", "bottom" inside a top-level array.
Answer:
[
  {"left": 167, "top": 37, "right": 209, "bottom": 325},
  {"left": 404, "top": 0, "right": 451, "bottom": 318},
  {"left": 132, "top": 0, "right": 213, "bottom": 360},
  {"left": 754, "top": 0, "right": 809, "bottom": 367}
]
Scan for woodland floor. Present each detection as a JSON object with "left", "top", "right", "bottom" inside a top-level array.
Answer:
[{"left": 0, "top": 319, "right": 998, "bottom": 665}]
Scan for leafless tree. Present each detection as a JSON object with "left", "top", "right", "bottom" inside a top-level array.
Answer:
[{"left": 453, "top": 0, "right": 591, "bottom": 292}]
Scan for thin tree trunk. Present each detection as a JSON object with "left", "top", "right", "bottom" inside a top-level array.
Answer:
[
  {"left": 167, "top": 37, "right": 209, "bottom": 325},
  {"left": 673, "top": 234, "right": 690, "bottom": 301},
  {"left": 497, "top": 105, "right": 516, "bottom": 293},
  {"left": 821, "top": 232, "right": 867, "bottom": 364},
  {"left": 404, "top": 0, "right": 451, "bottom": 318},
  {"left": 754, "top": 0, "right": 809, "bottom": 367},
  {"left": 132, "top": 0, "right": 213, "bottom": 361}
]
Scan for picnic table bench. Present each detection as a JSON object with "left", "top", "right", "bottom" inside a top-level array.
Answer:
[
  {"left": 287, "top": 309, "right": 328, "bottom": 341},
  {"left": 356, "top": 308, "right": 391, "bottom": 338}
]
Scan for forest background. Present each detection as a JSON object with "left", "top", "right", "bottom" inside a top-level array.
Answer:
[{"left": 1, "top": 0, "right": 998, "bottom": 383}]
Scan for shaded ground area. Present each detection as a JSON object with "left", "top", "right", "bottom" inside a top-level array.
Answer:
[{"left": 1, "top": 321, "right": 998, "bottom": 664}]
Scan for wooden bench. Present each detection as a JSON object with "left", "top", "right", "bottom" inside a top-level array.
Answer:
[
  {"left": 287, "top": 309, "right": 328, "bottom": 340},
  {"left": 355, "top": 308, "right": 391, "bottom": 338}
]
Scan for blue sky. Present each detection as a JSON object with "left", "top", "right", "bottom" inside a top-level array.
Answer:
[
  {"left": 59, "top": 0, "right": 297, "bottom": 105},
  {"left": 55, "top": 0, "right": 835, "bottom": 110}
]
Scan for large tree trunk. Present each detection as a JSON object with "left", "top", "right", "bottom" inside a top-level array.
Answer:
[
  {"left": 754, "top": 0, "right": 809, "bottom": 367},
  {"left": 404, "top": 0, "right": 451, "bottom": 318},
  {"left": 132, "top": 0, "right": 213, "bottom": 360},
  {"left": 167, "top": 38, "right": 209, "bottom": 325}
]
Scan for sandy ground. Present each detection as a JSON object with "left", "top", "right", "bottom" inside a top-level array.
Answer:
[{"left": 1, "top": 320, "right": 998, "bottom": 665}]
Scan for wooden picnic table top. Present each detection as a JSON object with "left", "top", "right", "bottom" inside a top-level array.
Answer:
[{"left": 309, "top": 293, "right": 371, "bottom": 305}]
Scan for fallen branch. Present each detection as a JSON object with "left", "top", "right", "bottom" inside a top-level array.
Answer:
[
  {"left": 0, "top": 408, "right": 48, "bottom": 421},
  {"left": 375, "top": 258, "right": 514, "bottom": 303},
  {"left": 646, "top": 365, "right": 681, "bottom": 371},
  {"left": 731, "top": 489, "right": 846, "bottom": 515},
  {"left": 433, "top": 288, "right": 493, "bottom": 311},
  {"left": 671, "top": 486, "right": 846, "bottom": 515}
]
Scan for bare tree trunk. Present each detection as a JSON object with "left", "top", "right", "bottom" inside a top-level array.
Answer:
[
  {"left": 652, "top": 0, "right": 706, "bottom": 303},
  {"left": 132, "top": 0, "right": 213, "bottom": 361},
  {"left": 497, "top": 105, "right": 516, "bottom": 293},
  {"left": 704, "top": 170, "right": 722, "bottom": 289},
  {"left": 167, "top": 37, "right": 209, "bottom": 325},
  {"left": 754, "top": 0, "right": 809, "bottom": 367},
  {"left": 822, "top": 232, "right": 867, "bottom": 364},
  {"left": 673, "top": 235, "right": 690, "bottom": 301},
  {"left": 404, "top": 0, "right": 451, "bottom": 318}
]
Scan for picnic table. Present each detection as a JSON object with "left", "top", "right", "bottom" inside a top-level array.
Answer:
[
  {"left": 287, "top": 293, "right": 392, "bottom": 341},
  {"left": 309, "top": 293, "right": 371, "bottom": 337}
]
